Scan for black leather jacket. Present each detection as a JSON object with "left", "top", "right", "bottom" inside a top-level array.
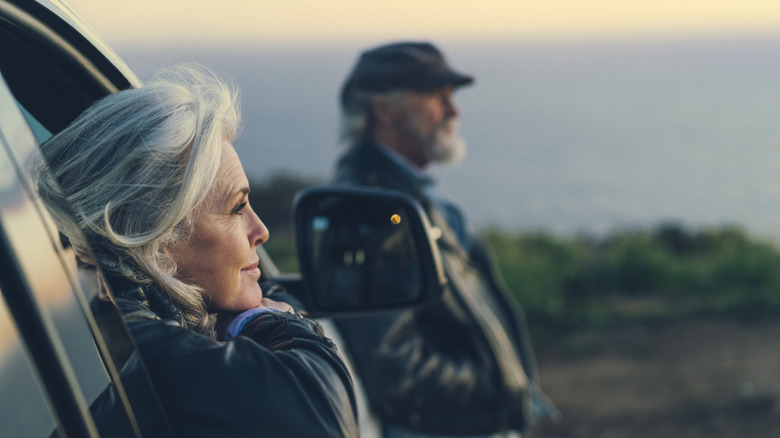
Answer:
[
  {"left": 332, "top": 140, "right": 555, "bottom": 435},
  {"left": 88, "top": 280, "right": 359, "bottom": 438}
]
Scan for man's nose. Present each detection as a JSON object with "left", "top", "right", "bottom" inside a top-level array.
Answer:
[{"left": 444, "top": 96, "right": 459, "bottom": 118}]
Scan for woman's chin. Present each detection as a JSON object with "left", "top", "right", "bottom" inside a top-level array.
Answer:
[
  {"left": 244, "top": 285, "right": 264, "bottom": 309},
  {"left": 220, "top": 285, "right": 264, "bottom": 312}
]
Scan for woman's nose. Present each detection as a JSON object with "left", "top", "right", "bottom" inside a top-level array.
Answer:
[{"left": 248, "top": 204, "right": 269, "bottom": 247}]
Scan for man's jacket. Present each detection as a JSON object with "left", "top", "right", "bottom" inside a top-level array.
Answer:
[{"left": 332, "top": 140, "right": 555, "bottom": 435}]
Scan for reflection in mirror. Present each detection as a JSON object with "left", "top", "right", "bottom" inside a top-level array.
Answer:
[{"left": 309, "top": 197, "right": 423, "bottom": 310}]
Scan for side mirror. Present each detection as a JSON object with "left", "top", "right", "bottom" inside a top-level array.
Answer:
[{"left": 290, "top": 186, "right": 446, "bottom": 316}]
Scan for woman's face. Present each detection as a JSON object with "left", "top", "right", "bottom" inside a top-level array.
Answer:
[{"left": 169, "top": 142, "right": 269, "bottom": 311}]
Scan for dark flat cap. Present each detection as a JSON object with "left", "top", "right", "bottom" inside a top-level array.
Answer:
[{"left": 340, "top": 41, "right": 474, "bottom": 109}]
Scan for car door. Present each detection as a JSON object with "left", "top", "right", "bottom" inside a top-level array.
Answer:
[
  {"left": 0, "top": 1, "right": 172, "bottom": 436},
  {"left": 0, "top": 71, "right": 120, "bottom": 438}
]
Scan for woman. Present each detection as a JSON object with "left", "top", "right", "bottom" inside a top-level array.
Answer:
[{"left": 35, "top": 64, "right": 358, "bottom": 437}]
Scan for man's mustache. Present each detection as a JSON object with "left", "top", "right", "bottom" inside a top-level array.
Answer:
[{"left": 437, "top": 117, "right": 458, "bottom": 134}]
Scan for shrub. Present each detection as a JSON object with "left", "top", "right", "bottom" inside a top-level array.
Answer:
[{"left": 483, "top": 223, "right": 780, "bottom": 330}]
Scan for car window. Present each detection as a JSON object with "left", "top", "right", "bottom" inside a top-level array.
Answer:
[
  {"left": 15, "top": 102, "right": 53, "bottom": 144},
  {"left": 0, "top": 0, "right": 134, "bottom": 135}
]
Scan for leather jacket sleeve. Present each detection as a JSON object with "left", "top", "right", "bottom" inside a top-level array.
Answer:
[
  {"left": 92, "top": 310, "right": 358, "bottom": 438},
  {"left": 468, "top": 236, "right": 540, "bottom": 382},
  {"left": 335, "top": 299, "right": 515, "bottom": 430},
  {"left": 233, "top": 311, "right": 359, "bottom": 436}
]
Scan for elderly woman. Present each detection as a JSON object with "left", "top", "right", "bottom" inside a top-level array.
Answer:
[{"left": 35, "top": 64, "right": 357, "bottom": 437}]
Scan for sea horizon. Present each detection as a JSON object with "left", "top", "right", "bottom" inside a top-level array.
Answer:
[{"left": 114, "top": 35, "right": 780, "bottom": 242}]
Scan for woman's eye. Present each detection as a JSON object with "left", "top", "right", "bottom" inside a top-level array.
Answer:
[
  {"left": 232, "top": 202, "right": 247, "bottom": 215},
  {"left": 76, "top": 258, "right": 96, "bottom": 271}
]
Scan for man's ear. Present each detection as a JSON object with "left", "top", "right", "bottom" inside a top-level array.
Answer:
[{"left": 371, "top": 98, "right": 396, "bottom": 125}]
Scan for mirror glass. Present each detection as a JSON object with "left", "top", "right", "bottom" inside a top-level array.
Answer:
[{"left": 305, "top": 196, "right": 424, "bottom": 310}]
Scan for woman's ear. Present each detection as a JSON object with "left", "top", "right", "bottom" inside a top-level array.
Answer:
[{"left": 96, "top": 273, "right": 113, "bottom": 303}]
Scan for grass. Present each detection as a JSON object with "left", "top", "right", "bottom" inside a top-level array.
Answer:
[{"left": 483, "top": 223, "right": 780, "bottom": 331}]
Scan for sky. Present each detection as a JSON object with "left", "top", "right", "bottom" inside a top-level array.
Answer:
[{"left": 63, "top": 0, "right": 780, "bottom": 47}]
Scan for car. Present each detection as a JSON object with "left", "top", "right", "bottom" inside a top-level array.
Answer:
[{"left": 0, "top": 1, "right": 445, "bottom": 436}]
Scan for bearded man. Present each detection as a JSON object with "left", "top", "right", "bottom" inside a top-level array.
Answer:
[{"left": 331, "top": 41, "right": 559, "bottom": 438}]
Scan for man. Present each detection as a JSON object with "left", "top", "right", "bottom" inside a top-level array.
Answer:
[{"left": 332, "top": 41, "right": 559, "bottom": 438}]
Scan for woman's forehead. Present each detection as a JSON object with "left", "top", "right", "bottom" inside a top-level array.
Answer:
[{"left": 205, "top": 143, "right": 249, "bottom": 207}]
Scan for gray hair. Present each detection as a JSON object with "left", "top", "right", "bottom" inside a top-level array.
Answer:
[
  {"left": 35, "top": 63, "right": 240, "bottom": 335},
  {"left": 339, "top": 89, "right": 408, "bottom": 146}
]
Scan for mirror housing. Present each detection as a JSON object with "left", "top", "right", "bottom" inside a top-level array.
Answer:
[{"left": 288, "top": 186, "right": 446, "bottom": 317}]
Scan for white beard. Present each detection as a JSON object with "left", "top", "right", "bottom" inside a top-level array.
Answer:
[
  {"left": 407, "top": 119, "right": 466, "bottom": 164},
  {"left": 423, "top": 118, "right": 467, "bottom": 165}
]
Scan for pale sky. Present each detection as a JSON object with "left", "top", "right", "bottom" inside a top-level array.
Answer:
[{"left": 64, "top": 0, "right": 780, "bottom": 47}]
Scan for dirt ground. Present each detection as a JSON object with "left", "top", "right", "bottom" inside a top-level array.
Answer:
[{"left": 528, "top": 316, "right": 780, "bottom": 438}]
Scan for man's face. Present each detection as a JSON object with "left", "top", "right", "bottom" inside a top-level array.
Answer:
[{"left": 393, "top": 86, "right": 466, "bottom": 167}]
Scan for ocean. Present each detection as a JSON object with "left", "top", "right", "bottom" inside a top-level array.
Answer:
[{"left": 114, "top": 36, "right": 780, "bottom": 241}]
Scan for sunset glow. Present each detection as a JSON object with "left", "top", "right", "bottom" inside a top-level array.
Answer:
[{"left": 65, "top": 0, "right": 780, "bottom": 46}]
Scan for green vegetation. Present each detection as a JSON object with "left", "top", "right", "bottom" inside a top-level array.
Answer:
[{"left": 483, "top": 224, "right": 780, "bottom": 330}]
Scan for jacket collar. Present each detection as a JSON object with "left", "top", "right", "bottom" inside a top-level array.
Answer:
[{"left": 338, "top": 139, "right": 435, "bottom": 198}]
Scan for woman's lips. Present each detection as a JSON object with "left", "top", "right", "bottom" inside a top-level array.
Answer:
[{"left": 242, "top": 261, "right": 260, "bottom": 276}]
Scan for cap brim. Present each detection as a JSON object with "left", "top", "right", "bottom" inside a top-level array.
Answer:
[
  {"left": 408, "top": 69, "right": 474, "bottom": 92},
  {"left": 340, "top": 68, "right": 474, "bottom": 108}
]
